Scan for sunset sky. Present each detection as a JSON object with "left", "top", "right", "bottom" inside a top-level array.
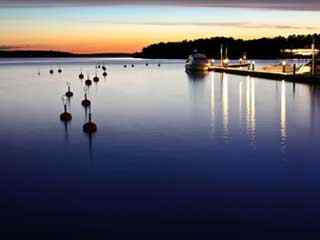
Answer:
[{"left": 0, "top": 0, "right": 320, "bottom": 53}]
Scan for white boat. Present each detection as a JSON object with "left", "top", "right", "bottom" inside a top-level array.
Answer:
[{"left": 185, "top": 52, "right": 211, "bottom": 72}]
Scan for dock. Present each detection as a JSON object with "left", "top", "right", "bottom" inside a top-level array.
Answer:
[{"left": 208, "top": 66, "right": 320, "bottom": 84}]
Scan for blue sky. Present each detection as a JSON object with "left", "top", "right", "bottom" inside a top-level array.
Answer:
[{"left": 0, "top": 1, "right": 319, "bottom": 53}]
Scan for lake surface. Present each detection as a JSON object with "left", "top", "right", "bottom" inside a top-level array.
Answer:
[{"left": 0, "top": 58, "right": 320, "bottom": 238}]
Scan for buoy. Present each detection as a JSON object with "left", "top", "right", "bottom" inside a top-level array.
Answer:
[
  {"left": 58, "top": 68, "right": 62, "bottom": 73},
  {"left": 79, "top": 72, "right": 84, "bottom": 80},
  {"left": 85, "top": 75, "right": 92, "bottom": 86},
  {"left": 146, "top": 63, "right": 149, "bottom": 66},
  {"left": 102, "top": 66, "right": 106, "bottom": 71},
  {"left": 102, "top": 72, "right": 107, "bottom": 78},
  {"left": 131, "top": 64, "right": 134, "bottom": 68},
  {"left": 83, "top": 111, "right": 97, "bottom": 134},
  {"left": 82, "top": 87, "right": 91, "bottom": 107},
  {"left": 93, "top": 73, "right": 100, "bottom": 82},
  {"left": 60, "top": 96, "right": 72, "bottom": 122},
  {"left": 50, "top": 69, "right": 54, "bottom": 74},
  {"left": 124, "top": 65, "right": 127, "bottom": 68},
  {"left": 65, "top": 82, "right": 73, "bottom": 98},
  {"left": 158, "top": 63, "right": 161, "bottom": 67}
]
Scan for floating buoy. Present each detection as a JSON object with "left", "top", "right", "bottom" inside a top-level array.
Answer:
[
  {"left": 93, "top": 73, "right": 100, "bottom": 82},
  {"left": 124, "top": 65, "right": 127, "bottom": 68},
  {"left": 102, "top": 66, "right": 106, "bottom": 71},
  {"left": 65, "top": 82, "right": 73, "bottom": 98},
  {"left": 50, "top": 69, "right": 54, "bottom": 74},
  {"left": 58, "top": 68, "right": 62, "bottom": 73},
  {"left": 83, "top": 111, "right": 97, "bottom": 134},
  {"left": 60, "top": 96, "right": 72, "bottom": 122},
  {"left": 158, "top": 63, "right": 161, "bottom": 67},
  {"left": 79, "top": 72, "right": 84, "bottom": 80},
  {"left": 146, "top": 63, "right": 149, "bottom": 66},
  {"left": 131, "top": 64, "right": 134, "bottom": 68},
  {"left": 102, "top": 72, "right": 107, "bottom": 78},
  {"left": 85, "top": 75, "right": 92, "bottom": 86},
  {"left": 82, "top": 87, "right": 91, "bottom": 107}
]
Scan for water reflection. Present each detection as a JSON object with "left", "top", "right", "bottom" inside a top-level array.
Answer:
[
  {"left": 62, "top": 121, "right": 70, "bottom": 142},
  {"left": 221, "top": 73, "right": 229, "bottom": 142},
  {"left": 211, "top": 72, "right": 215, "bottom": 135},
  {"left": 245, "top": 76, "right": 256, "bottom": 146},
  {"left": 186, "top": 71, "right": 209, "bottom": 81},
  {"left": 280, "top": 80, "right": 287, "bottom": 143},
  {"left": 239, "top": 81, "right": 243, "bottom": 128},
  {"left": 280, "top": 80, "right": 288, "bottom": 161},
  {"left": 187, "top": 71, "right": 209, "bottom": 123},
  {"left": 86, "top": 133, "right": 94, "bottom": 162}
]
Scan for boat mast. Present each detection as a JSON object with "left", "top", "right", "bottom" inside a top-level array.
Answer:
[
  {"left": 220, "top": 44, "right": 223, "bottom": 66},
  {"left": 312, "top": 37, "right": 316, "bottom": 76}
]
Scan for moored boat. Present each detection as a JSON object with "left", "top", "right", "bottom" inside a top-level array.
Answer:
[{"left": 185, "top": 52, "right": 212, "bottom": 72}]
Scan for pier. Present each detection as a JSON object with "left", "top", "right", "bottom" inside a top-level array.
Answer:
[{"left": 209, "top": 66, "right": 320, "bottom": 84}]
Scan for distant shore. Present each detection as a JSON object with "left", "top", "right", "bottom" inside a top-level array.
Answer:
[{"left": 0, "top": 51, "right": 135, "bottom": 58}]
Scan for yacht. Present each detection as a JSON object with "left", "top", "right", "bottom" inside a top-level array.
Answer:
[{"left": 185, "top": 52, "right": 212, "bottom": 72}]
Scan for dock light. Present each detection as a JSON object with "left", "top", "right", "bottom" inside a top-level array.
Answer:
[
  {"left": 239, "top": 58, "right": 243, "bottom": 63},
  {"left": 223, "top": 58, "right": 229, "bottom": 65},
  {"left": 282, "top": 61, "right": 287, "bottom": 73}
]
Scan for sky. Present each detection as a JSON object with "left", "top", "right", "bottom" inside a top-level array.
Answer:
[{"left": 0, "top": 0, "right": 320, "bottom": 53}]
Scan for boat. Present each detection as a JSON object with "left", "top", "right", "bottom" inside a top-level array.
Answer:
[{"left": 185, "top": 52, "right": 212, "bottom": 72}]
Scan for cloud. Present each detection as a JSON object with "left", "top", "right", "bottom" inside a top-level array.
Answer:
[
  {"left": 86, "top": 20, "right": 319, "bottom": 31},
  {"left": 1, "top": 0, "right": 320, "bottom": 11}
]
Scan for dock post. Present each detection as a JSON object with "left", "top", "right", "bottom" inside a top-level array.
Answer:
[
  {"left": 293, "top": 64, "right": 296, "bottom": 76},
  {"left": 252, "top": 61, "right": 255, "bottom": 71}
]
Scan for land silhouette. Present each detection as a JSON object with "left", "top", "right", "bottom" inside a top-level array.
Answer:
[{"left": 0, "top": 34, "right": 319, "bottom": 59}]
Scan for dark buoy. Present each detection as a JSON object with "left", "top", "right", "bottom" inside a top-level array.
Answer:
[
  {"left": 146, "top": 63, "right": 149, "bottom": 66},
  {"left": 93, "top": 73, "right": 100, "bottom": 82},
  {"left": 102, "top": 65, "right": 106, "bottom": 71},
  {"left": 65, "top": 82, "right": 73, "bottom": 98},
  {"left": 131, "top": 64, "right": 134, "bottom": 68},
  {"left": 102, "top": 72, "right": 107, "bottom": 78},
  {"left": 60, "top": 96, "right": 72, "bottom": 122},
  {"left": 82, "top": 87, "right": 91, "bottom": 107},
  {"left": 124, "top": 65, "right": 127, "bottom": 68},
  {"left": 85, "top": 75, "right": 92, "bottom": 86},
  {"left": 79, "top": 72, "right": 84, "bottom": 80},
  {"left": 158, "top": 63, "right": 161, "bottom": 67},
  {"left": 50, "top": 69, "right": 54, "bottom": 74},
  {"left": 83, "top": 111, "right": 97, "bottom": 134},
  {"left": 58, "top": 68, "right": 62, "bottom": 73}
]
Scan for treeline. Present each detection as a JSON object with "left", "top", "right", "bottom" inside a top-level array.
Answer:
[{"left": 138, "top": 34, "right": 320, "bottom": 59}]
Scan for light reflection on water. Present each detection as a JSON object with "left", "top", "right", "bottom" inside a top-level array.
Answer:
[{"left": 1, "top": 58, "right": 320, "bottom": 235}]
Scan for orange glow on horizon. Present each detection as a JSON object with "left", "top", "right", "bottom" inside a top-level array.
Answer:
[{"left": 2, "top": 23, "right": 320, "bottom": 53}]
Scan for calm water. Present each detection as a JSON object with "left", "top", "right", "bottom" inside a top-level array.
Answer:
[{"left": 1, "top": 58, "right": 320, "bottom": 238}]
